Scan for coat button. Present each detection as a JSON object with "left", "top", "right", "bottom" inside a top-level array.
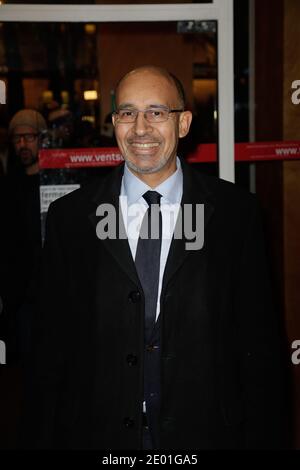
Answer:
[
  {"left": 128, "top": 291, "right": 141, "bottom": 303},
  {"left": 126, "top": 354, "right": 138, "bottom": 366},
  {"left": 123, "top": 417, "right": 135, "bottom": 428},
  {"left": 146, "top": 344, "right": 158, "bottom": 352}
]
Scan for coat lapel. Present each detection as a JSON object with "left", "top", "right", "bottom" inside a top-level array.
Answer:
[
  {"left": 149, "top": 160, "right": 215, "bottom": 340},
  {"left": 88, "top": 164, "right": 140, "bottom": 287},
  {"left": 161, "top": 160, "right": 215, "bottom": 300}
]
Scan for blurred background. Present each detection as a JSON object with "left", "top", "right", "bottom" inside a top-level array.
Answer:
[{"left": 0, "top": 0, "right": 300, "bottom": 449}]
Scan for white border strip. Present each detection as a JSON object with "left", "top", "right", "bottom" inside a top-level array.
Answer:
[
  {"left": 217, "top": 0, "right": 235, "bottom": 182},
  {"left": 0, "top": 4, "right": 218, "bottom": 22}
]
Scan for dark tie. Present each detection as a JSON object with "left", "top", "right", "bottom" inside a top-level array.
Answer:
[{"left": 135, "top": 191, "right": 162, "bottom": 335}]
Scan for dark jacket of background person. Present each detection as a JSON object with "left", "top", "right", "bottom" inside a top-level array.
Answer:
[
  {"left": 0, "top": 165, "right": 41, "bottom": 363},
  {"left": 21, "top": 160, "right": 287, "bottom": 450}
]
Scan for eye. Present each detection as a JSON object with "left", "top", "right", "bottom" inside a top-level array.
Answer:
[
  {"left": 119, "top": 109, "right": 135, "bottom": 118},
  {"left": 149, "top": 109, "right": 164, "bottom": 118},
  {"left": 147, "top": 108, "right": 170, "bottom": 121}
]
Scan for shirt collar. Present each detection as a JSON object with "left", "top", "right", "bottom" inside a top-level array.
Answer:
[{"left": 122, "top": 157, "right": 183, "bottom": 206}]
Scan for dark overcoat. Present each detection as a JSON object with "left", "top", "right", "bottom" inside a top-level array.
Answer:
[{"left": 23, "top": 161, "right": 286, "bottom": 449}]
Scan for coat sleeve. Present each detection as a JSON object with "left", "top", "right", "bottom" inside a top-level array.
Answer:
[
  {"left": 234, "top": 199, "right": 288, "bottom": 449},
  {"left": 20, "top": 201, "right": 68, "bottom": 448}
]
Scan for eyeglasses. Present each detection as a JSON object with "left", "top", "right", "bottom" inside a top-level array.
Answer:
[
  {"left": 113, "top": 106, "right": 184, "bottom": 124},
  {"left": 12, "top": 133, "right": 38, "bottom": 144}
]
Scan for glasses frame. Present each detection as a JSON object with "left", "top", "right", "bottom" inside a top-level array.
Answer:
[
  {"left": 113, "top": 107, "right": 184, "bottom": 124},
  {"left": 11, "top": 133, "right": 39, "bottom": 144}
]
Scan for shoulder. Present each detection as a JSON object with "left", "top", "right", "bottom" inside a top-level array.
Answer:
[
  {"left": 185, "top": 168, "right": 263, "bottom": 239},
  {"left": 44, "top": 182, "right": 95, "bottom": 230},
  {"left": 188, "top": 166, "right": 258, "bottom": 210},
  {"left": 49, "top": 179, "right": 99, "bottom": 211},
  {"left": 47, "top": 167, "right": 118, "bottom": 219}
]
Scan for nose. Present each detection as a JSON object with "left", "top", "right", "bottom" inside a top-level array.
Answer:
[
  {"left": 133, "top": 111, "right": 152, "bottom": 136},
  {"left": 17, "top": 136, "right": 28, "bottom": 145}
]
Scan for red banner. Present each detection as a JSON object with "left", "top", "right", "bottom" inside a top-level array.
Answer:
[
  {"left": 39, "top": 141, "right": 300, "bottom": 169},
  {"left": 39, "top": 147, "right": 123, "bottom": 169},
  {"left": 235, "top": 141, "right": 300, "bottom": 162},
  {"left": 187, "top": 141, "right": 300, "bottom": 163}
]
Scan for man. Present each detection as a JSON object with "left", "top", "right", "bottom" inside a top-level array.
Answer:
[
  {"left": 5, "top": 110, "right": 47, "bottom": 362},
  {"left": 23, "top": 66, "right": 286, "bottom": 449},
  {"left": 7, "top": 109, "right": 47, "bottom": 254},
  {"left": 8, "top": 107, "right": 47, "bottom": 255}
]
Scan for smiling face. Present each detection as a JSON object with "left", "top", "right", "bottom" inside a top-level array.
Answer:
[{"left": 113, "top": 68, "right": 192, "bottom": 186}]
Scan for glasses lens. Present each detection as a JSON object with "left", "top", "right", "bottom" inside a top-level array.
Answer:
[
  {"left": 145, "top": 108, "right": 169, "bottom": 122},
  {"left": 117, "top": 109, "right": 137, "bottom": 123},
  {"left": 25, "top": 134, "right": 37, "bottom": 142},
  {"left": 12, "top": 133, "right": 37, "bottom": 143}
]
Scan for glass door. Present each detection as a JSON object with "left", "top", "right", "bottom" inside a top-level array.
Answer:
[{"left": 0, "top": 0, "right": 234, "bottom": 181}]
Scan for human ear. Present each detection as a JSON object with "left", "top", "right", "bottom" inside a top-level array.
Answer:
[{"left": 178, "top": 111, "right": 193, "bottom": 138}]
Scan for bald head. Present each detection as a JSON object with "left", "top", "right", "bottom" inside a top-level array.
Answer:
[{"left": 115, "top": 66, "right": 186, "bottom": 110}]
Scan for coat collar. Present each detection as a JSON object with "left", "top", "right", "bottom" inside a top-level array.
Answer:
[{"left": 88, "top": 164, "right": 141, "bottom": 286}]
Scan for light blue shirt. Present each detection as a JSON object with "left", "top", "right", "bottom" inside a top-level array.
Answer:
[{"left": 120, "top": 157, "right": 183, "bottom": 321}]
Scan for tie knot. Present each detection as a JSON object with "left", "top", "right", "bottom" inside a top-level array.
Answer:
[{"left": 143, "top": 190, "right": 162, "bottom": 207}]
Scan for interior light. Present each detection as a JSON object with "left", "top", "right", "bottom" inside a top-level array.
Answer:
[
  {"left": 42, "top": 90, "right": 53, "bottom": 104},
  {"left": 85, "top": 24, "right": 96, "bottom": 35},
  {"left": 84, "top": 90, "right": 98, "bottom": 101},
  {"left": 82, "top": 115, "right": 95, "bottom": 124}
]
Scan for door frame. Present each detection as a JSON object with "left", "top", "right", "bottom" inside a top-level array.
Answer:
[{"left": 0, "top": 0, "right": 235, "bottom": 182}]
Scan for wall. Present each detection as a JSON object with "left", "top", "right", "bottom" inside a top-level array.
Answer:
[
  {"left": 283, "top": 0, "right": 300, "bottom": 448},
  {"left": 97, "top": 23, "right": 195, "bottom": 124},
  {"left": 256, "top": 0, "right": 300, "bottom": 448}
]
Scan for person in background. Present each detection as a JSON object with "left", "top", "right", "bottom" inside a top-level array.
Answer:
[{"left": 4, "top": 109, "right": 47, "bottom": 363}]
